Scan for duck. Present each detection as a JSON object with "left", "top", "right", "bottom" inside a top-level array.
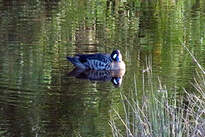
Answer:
[
  {"left": 66, "top": 50, "right": 126, "bottom": 70},
  {"left": 67, "top": 68, "right": 125, "bottom": 87}
]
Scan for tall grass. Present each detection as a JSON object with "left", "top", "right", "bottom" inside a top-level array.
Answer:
[{"left": 109, "top": 55, "right": 205, "bottom": 137}]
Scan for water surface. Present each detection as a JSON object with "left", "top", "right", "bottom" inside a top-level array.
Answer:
[{"left": 0, "top": 0, "right": 204, "bottom": 136}]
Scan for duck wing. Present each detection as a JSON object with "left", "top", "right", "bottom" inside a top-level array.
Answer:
[
  {"left": 68, "top": 68, "right": 112, "bottom": 81},
  {"left": 76, "top": 53, "right": 112, "bottom": 70},
  {"left": 76, "top": 53, "right": 111, "bottom": 63}
]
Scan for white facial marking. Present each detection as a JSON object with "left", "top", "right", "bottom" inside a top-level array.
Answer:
[
  {"left": 113, "top": 79, "right": 118, "bottom": 85},
  {"left": 113, "top": 54, "right": 117, "bottom": 59}
]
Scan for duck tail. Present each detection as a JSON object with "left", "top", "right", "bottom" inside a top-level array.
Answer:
[
  {"left": 66, "top": 56, "right": 79, "bottom": 65},
  {"left": 66, "top": 56, "right": 75, "bottom": 62},
  {"left": 66, "top": 56, "right": 86, "bottom": 69}
]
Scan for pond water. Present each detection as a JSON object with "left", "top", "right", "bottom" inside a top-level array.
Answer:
[{"left": 0, "top": 0, "right": 204, "bottom": 137}]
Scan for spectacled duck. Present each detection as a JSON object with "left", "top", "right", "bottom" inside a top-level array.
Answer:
[
  {"left": 68, "top": 68, "right": 125, "bottom": 87},
  {"left": 66, "top": 50, "right": 126, "bottom": 71}
]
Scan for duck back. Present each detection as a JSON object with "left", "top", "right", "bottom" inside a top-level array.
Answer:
[
  {"left": 67, "top": 53, "right": 112, "bottom": 70},
  {"left": 67, "top": 50, "right": 126, "bottom": 71}
]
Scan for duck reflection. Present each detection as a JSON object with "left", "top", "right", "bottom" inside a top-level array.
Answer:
[{"left": 68, "top": 68, "right": 125, "bottom": 87}]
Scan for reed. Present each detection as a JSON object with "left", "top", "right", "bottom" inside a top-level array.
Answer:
[{"left": 110, "top": 57, "right": 205, "bottom": 137}]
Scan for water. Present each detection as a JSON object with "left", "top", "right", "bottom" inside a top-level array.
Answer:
[{"left": 0, "top": 0, "right": 204, "bottom": 137}]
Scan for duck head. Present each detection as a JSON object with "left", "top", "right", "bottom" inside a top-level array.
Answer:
[
  {"left": 110, "top": 69, "right": 125, "bottom": 87},
  {"left": 111, "top": 50, "right": 122, "bottom": 62},
  {"left": 111, "top": 77, "right": 122, "bottom": 87}
]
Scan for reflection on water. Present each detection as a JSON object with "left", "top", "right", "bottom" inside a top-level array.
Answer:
[
  {"left": 0, "top": 0, "right": 205, "bottom": 137},
  {"left": 68, "top": 68, "right": 125, "bottom": 87}
]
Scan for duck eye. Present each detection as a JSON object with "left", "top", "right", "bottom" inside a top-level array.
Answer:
[{"left": 112, "top": 53, "right": 117, "bottom": 59}]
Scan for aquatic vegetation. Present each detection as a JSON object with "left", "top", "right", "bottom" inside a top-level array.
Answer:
[
  {"left": 110, "top": 56, "right": 205, "bottom": 137},
  {"left": 0, "top": 0, "right": 204, "bottom": 136}
]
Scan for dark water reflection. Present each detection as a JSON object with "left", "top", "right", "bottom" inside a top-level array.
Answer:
[
  {"left": 0, "top": 0, "right": 204, "bottom": 137},
  {"left": 68, "top": 68, "right": 125, "bottom": 87}
]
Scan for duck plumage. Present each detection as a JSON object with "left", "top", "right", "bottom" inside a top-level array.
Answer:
[
  {"left": 67, "top": 50, "right": 125, "bottom": 70},
  {"left": 67, "top": 68, "right": 125, "bottom": 87}
]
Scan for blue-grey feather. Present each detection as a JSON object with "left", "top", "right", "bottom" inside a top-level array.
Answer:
[
  {"left": 66, "top": 56, "right": 86, "bottom": 69},
  {"left": 76, "top": 53, "right": 111, "bottom": 63},
  {"left": 67, "top": 51, "right": 120, "bottom": 70}
]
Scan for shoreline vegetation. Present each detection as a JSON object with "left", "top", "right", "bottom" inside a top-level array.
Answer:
[{"left": 110, "top": 45, "right": 205, "bottom": 137}]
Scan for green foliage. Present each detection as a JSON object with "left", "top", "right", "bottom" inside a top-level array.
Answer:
[
  {"left": 110, "top": 60, "right": 205, "bottom": 137},
  {"left": 0, "top": 0, "right": 205, "bottom": 137}
]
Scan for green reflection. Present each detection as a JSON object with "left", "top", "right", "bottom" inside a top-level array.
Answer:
[{"left": 0, "top": 0, "right": 204, "bottom": 137}]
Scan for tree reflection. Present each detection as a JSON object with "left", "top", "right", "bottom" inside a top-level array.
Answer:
[{"left": 0, "top": 0, "right": 204, "bottom": 137}]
